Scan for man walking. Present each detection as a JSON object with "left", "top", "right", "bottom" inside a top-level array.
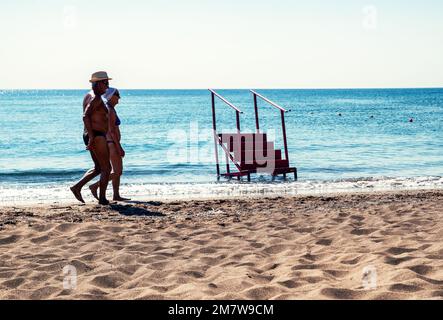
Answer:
[{"left": 70, "top": 71, "right": 112, "bottom": 205}]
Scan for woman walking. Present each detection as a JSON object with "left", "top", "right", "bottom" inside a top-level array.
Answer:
[{"left": 89, "top": 88, "right": 130, "bottom": 201}]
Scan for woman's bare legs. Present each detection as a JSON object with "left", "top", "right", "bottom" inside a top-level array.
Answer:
[
  {"left": 70, "top": 150, "right": 101, "bottom": 203},
  {"left": 91, "top": 136, "right": 111, "bottom": 205},
  {"left": 89, "top": 142, "right": 130, "bottom": 201},
  {"left": 109, "top": 143, "right": 131, "bottom": 201}
]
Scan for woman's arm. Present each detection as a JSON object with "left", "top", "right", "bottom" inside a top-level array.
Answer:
[{"left": 108, "top": 107, "right": 124, "bottom": 156}]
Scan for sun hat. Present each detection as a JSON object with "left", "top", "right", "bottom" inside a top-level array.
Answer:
[
  {"left": 89, "top": 71, "right": 113, "bottom": 83},
  {"left": 102, "top": 87, "right": 119, "bottom": 102}
]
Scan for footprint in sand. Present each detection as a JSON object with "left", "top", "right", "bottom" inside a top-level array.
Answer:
[
  {"left": 292, "top": 264, "right": 322, "bottom": 270},
  {"left": 316, "top": 238, "right": 332, "bottom": 246},
  {"left": 385, "top": 247, "right": 417, "bottom": 255},
  {"left": 30, "top": 235, "right": 50, "bottom": 244},
  {"left": 323, "top": 269, "right": 349, "bottom": 278},
  {"left": 244, "top": 286, "right": 280, "bottom": 300},
  {"left": 278, "top": 280, "right": 300, "bottom": 289},
  {"left": 247, "top": 273, "right": 274, "bottom": 284},
  {"left": 340, "top": 256, "right": 362, "bottom": 265},
  {"left": 408, "top": 265, "right": 433, "bottom": 275},
  {"left": 389, "top": 283, "right": 422, "bottom": 293},
  {"left": 384, "top": 255, "right": 415, "bottom": 265},
  {"left": 249, "top": 242, "right": 265, "bottom": 249},
  {"left": 29, "top": 286, "right": 60, "bottom": 299},
  {"left": 69, "top": 260, "right": 93, "bottom": 274},
  {"left": 2, "top": 278, "right": 25, "bottom": 289},
  {"left": 182, "top": 271, "right": 205, "bottom": 279},
  {"left": 0, "top": 235, "right": 21, "bottom": 245},
  {"left": 90, "top": 273, "right": 127, "bottom": 289},
  {"left": 350, "top": 228, "right": 376, "bottom": 236},
  {"left": 55, "top": 223, "right": 79, "bottom": 233},
  {"left": 432, "top": 291, "right": 443, "bottom": 298},
  {"left": 262, "top": 244, "right": 289, "bottom": 254},
  {"left": 321, "top": 288, "right": 363, "bottom": 299}
]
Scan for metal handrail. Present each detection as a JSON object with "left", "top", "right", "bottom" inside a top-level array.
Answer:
[
  {"left": 209, "top": 89, "right": 243, "bottom": 113},
  {"left": 250, "top": 90, "right": 288, "bottom": 112},
  {"left": 209, "top": 89, "right": 243, "bottom": 177},
  {"left": 250, "top": 90, "right": 290, "bottom": 162}
]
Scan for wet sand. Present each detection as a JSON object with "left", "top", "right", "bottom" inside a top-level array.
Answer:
[{"left": 0, "top": 190, "right": 442, "bottom": 300}]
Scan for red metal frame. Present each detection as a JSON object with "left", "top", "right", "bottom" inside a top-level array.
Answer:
[
  {"left": 250, "top": 90, "right": 290, "bottom": 163},
  {"left": 210, "top": 89, "right": 297, "bottom": 181},
  {"left": 210, "top": 89, "right": 243, "bottom": 179}
]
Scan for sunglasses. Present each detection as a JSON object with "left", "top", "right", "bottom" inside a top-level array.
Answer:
[{"left": 93, "top": 79, "right": 109, "bottom": 85}]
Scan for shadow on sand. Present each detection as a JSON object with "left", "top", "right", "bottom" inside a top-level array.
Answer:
[
  {"left": 124, "top": 200, "right": 163, "bottom": 207},
  {"left": 110, "top": 203, "right": 165, "bottom": 217}
]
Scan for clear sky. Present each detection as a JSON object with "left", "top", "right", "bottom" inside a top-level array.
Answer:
[{"left": 0, "top": 0, "right": 442, "bottom": 89}]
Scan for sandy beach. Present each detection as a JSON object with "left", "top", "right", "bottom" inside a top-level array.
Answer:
[{"left": 0, "top": 189, "right": 442, "bottom": 300}]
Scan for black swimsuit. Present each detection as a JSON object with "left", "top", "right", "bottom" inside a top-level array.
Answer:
[
  {"left": 83, "top": 97, "right": 108, "bottom": 146},
  {"left": 83, "top": 130, "right": 107, "bottom": 146}
]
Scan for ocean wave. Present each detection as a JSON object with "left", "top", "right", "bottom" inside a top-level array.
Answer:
[
  {"left": 0, "top": 165, "right": 209, "bottom": 179},
  {"left": 1, "top": 175, "right": 442, "bottom": 205},
  {"left": 0, "top": 170, "right": 85, "bottom": 177}
]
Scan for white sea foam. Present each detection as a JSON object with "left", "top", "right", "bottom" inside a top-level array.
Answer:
[{"left": 1, "top": 176, "right": 442, "bottom": 206}]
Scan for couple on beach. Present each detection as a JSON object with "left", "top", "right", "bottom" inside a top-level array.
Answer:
[{"left": 70, "top": 71, "right": 130, "bottom": 205}]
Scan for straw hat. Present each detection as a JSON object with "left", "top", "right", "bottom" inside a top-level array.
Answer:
[{"left": 89, "top": 71, "right": 112, "bottom": 83}]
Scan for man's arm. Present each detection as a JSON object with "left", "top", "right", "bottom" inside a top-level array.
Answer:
[
  {"left": 83, "top": 97, "right": 98, "bottom": 150},
  {"left": 83, "top": 93, "right": 93, "bottom": 110}
]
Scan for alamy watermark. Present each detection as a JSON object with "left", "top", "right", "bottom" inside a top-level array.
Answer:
[
  {"left": 362, "top": 5, "right": 378, "bottom": 30},
  {"left": 63, "top": 5, "right": 78, "bottom": 30},
  {"left": 362, "top": 265, "right": 377, "bottom": 290},
  {"left": 166, "top": 121, "right": 278, "bottom": 172},
  {"left": 63, "top": 265, "right": 77, "bottom": 290}
]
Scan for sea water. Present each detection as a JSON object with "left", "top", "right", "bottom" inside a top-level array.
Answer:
[{"left": 0, "top": 89, "right": 442, "bottom": 204}]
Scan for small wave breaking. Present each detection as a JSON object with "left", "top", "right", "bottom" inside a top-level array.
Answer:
[{"left": 1, "top": 176, "right": 442, "bottom": 206}]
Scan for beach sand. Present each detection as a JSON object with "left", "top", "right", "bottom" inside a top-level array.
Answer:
[{"left": 0, "top": 190, "right": 442, "bottom": 300}]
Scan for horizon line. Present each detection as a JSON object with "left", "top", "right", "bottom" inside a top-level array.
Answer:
[{"left": 1, "top": 86, "right": 443, "bottom": 91}]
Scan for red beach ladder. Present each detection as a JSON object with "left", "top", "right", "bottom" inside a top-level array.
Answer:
[{"left": 210, "top": 89, "right": 298, "bottom": 181}]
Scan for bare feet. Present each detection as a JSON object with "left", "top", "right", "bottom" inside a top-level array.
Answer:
[
  {"left": 89, "top": 185, "right": 99, "bottom": 200},
  {"left": 113, "top": 196, "right": 131, "bottom": 201},
  {"left": 70, "top": 186, "right": 85, "bottom": 203},
  {"left": 99, "top": 199, "right": 110, "bottom": 205}
]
